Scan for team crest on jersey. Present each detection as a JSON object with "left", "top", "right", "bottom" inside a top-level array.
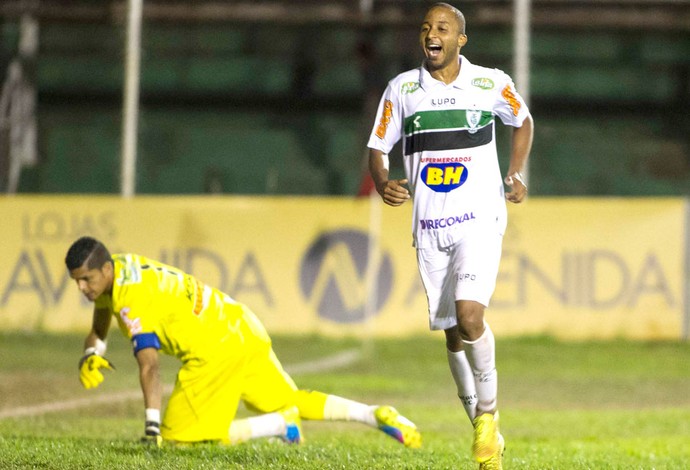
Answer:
[
  {"left": 401, "top": 81, "right": 420, "bottom": 95},
  {"left": 421, "top": 162, "right": 468, "bottom": 193},
  {"left": 466, "top": 110, "right": 482, "bottom": 134},
  {"left": 471, "top": 77, "right": 494, "bottom": 90}
]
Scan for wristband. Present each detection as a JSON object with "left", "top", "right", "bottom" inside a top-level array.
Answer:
[
  {"left": 84, "top": 338, "right": 107, "bottom": 356},
  {"left": 506, "top": 172, "right": 527, "bottom": 188}
]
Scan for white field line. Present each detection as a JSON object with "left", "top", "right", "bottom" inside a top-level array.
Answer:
[
  {"left": 0, "top": 349, "right": 361, "bottom": 419},
  {"left": 285, "top": 349, "right": 360, "bottom": 375}
]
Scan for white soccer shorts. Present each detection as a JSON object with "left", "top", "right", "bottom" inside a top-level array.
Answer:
[{"left": 416, "top": 230, "right": 503, "bottom": 331}]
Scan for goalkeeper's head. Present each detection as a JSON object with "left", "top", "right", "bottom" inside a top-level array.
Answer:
[{"left": 66, "top": 236, "right": 114, "bottom": 301}]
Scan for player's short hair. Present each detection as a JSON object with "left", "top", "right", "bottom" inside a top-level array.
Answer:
[
  {"left": 65, "top": 236, "right": 112, "bottom": 271},
  {"left": 429, "top": 2, "right": 466, "bottom": 34}
]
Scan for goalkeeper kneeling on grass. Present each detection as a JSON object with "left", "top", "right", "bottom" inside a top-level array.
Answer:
[{"left": 67, "top": 236, "right": 421, "bottom": 448}]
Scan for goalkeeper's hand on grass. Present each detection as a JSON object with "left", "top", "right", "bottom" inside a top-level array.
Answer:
[
  {"left": 78, "top": 352, "right": 115, "bottom": 389},
  {"left": 140, "top": 420, "right": 163, "bottom": 447}
]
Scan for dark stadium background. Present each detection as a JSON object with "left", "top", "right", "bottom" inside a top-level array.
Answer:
[{"left": 1, "top": 0, "right": 688, "bottom": 196}]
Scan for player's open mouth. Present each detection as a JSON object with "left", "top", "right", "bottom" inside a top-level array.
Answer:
[{"left": 426, "top": 44, "right": 442, "bottom": 57}]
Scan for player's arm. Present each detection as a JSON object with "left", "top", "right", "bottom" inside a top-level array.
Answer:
[
  {"left": 78, "top": 307, "right": 115, "bottom": 389},
  {"left": 136, "top": 346, "right": 162, "bottom": 411},
  {"left": 368, "top": 148, "right": 410, "bottom": 206},
  {"left": 134, "top": 334, "right": 163, "bottom": 446},
  {"left": 83, "top": 306, "right": 111, "bottom": 351},
  {"left": 505, "top": 114, "right": 534, "bottom": 204}
]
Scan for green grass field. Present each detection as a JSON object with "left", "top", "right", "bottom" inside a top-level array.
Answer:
[{"left": 1, "top": 332, "right": 689, "bottom": 469}]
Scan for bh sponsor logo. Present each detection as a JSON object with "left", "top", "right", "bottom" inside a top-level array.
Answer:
[
  {"left": 299, "top": 229, "right": 393, "bottom": 323},
  {"left": 421, "top": 162, "right": 468, "bottom": 193}
]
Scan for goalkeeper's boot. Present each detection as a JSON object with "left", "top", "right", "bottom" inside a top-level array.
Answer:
[
  {"left": 479, "top": 432, "right": 505, "bottom": 470},
  {"left": 279, "top": 406, "right": 303, "bottom": 444},
  {"left": 472, "top": 412, "right": 499, "bottom": 463},
  {"left": 374, "top": 405, "right": 422, "bottom": 449}
]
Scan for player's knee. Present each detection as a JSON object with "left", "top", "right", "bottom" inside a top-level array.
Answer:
[{"left": 455, "top": 302, "right": 485, "bottom": 340}]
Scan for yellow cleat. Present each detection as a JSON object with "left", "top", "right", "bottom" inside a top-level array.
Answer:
[
  {"left": 374, "top": 405, "right": 422, "bottom": 449},
  {"left": 472, "top": 413, "right": 499, "bottom": 463},
  {"left": 479, "top": 432, "right": 504, "bottom": 470}
]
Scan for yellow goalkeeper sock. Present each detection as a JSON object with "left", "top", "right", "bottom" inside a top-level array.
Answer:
[
  {"left": 296, "top": 390, "right": 376, "bottom": 426},
  {"left": 295, "top": 390, "right": 328, "bottom": 420}
]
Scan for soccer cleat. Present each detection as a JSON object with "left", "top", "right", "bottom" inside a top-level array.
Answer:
[
  {"left": 479, "top": 432, "right": 505, "bottom": 470},
  {"left": 374, "top": 405, "right": 422, "bottom": 449},
  {"left": 279, "top": 406, "right": 304, "bottom": 444},
  {"left": 472, "top": 413, "right": 499, "bottom": 463}
]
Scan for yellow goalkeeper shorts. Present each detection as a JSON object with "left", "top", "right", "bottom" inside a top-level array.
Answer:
[{"left": 161, "top": 309, "right": 298, "bottom": 442}]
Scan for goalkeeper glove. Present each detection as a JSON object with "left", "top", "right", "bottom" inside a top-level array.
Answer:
[
  {"left": 140, "top": 415, "right": 163, "bottom": 447},
  {"left": 78, "top": 352, "right": 115, "bottom": 389}
]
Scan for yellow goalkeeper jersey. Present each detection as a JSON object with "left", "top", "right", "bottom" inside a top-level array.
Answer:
[{"left": 95, "top": 253, "right": 266, "bottom": 363}]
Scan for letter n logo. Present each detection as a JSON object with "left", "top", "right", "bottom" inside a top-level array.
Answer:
[{"left": 299, "top": 230, "right": 393, "bottom": 323}]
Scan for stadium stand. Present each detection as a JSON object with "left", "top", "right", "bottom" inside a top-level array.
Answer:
[{"left": 1, "top": 0, "right": 688, "bottom": 195}]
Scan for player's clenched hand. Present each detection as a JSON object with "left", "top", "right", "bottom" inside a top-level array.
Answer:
[
  {"left": 377, "top": 178, "right": 410, "bottom": 207},
  {"left": 504, "top": 172, "right": 527, "bottom": 203},
  {"left": 78, "top": 353, "right": 115, "bottom": 389}
]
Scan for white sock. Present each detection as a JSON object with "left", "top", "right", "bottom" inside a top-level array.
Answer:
[
  {"left": 446, "top": 349, "right": 478, "bottom": 422},
  {"left": 324, "top": 395, "right": 378, "bottom": 427},
  {"left": 228, "top": 412, "right": 286, "bottom": 444},
  {"left": 462, "top": 322, "right": 498, "bottom": 415}
]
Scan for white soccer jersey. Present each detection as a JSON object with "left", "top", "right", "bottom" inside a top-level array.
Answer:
[{"left": 367, "top": 55, "right": 531, "bottom": 249}]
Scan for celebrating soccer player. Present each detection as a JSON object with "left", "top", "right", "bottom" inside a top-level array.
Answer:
[{"left": 365, "top": 3, "right": 534, "bottom": 468}]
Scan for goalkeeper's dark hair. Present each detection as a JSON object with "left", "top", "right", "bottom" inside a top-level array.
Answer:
[{"left": 65, "top": 236, "right": 113, "bottom": 271}]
